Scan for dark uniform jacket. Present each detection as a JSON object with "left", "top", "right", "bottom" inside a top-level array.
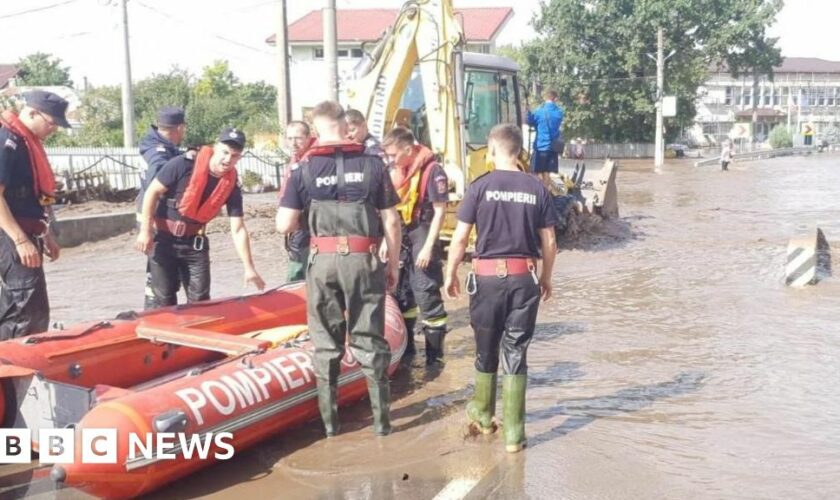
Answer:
[{"left": 0, "top": 127, "right": 44, "bottom": 220}]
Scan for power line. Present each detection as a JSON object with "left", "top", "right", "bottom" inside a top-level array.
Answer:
[
  {"left": 0, "top": 0, "right": 79, "bottom": 20},
  {"left": 135, "top": 1, "right": 273, "bottom": 55}
]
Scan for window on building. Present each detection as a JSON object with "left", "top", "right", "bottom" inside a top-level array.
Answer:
[
  {"left": 743, "top": 88, "right": 751, "bottom": 106},
  {"left": 314, "top": 47, "right": 363, "bottom": 59},
  {"left": 828, "top": 88, "right": 836, "bottom": 107},
  {"left": 735, "top": 88, "right": 743, "bottom": 106},
  {"left": 724, "top": 87, "right": 733, "bottom": 105},
  {"left": 773, "top": 87, "right": 780, "bottom": 106},
  {"left": 781, "top": 87, "right": 789, "bottom": 106},
  {"left": 764, "top": 87, "right": 772, "bottom": 106}
]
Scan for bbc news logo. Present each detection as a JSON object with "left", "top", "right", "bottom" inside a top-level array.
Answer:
[{"left": 0, "top": 429, "right": 234, "bottom": 464}]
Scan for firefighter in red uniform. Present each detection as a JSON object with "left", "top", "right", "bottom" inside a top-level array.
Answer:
[
  {"left": 135, "top": 127, "right": 265, "bottom": 306},
  {"left": 382, "top": 127, "right": 449, "bottom": 364}
]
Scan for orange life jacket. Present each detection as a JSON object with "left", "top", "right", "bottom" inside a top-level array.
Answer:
[
  {"left": 0, "top": 110, "right": 56, "bottom": 206},
  {"left": 391, "top": 145, "right": 437, "bottom": 225},
  {"left": 178, "top": 146, "right": 237, "bottom": 223}
]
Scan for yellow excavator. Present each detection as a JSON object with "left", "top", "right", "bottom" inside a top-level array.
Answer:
[{"left": 344, "top": 0, "right": 618, "bottom": 240}]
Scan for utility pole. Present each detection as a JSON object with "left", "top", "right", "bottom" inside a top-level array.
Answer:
[
  {"left": 323, "top": 0, "right": 339, "bottom": 101},
  {"left": 654, "top": 27, "right": 664, "bottom": 169},
  {"left": 276, "top": 0, "right": 291, "bottom": 128},
  {"left": 119, "top": 0, "right": 135, "bottom": 148}
]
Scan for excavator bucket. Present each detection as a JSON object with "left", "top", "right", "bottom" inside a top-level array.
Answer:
[
  {"left": 577, "top": 159, "right": 619, "bottom": 218},
  {"left": 786, "top": 228, "right": 832, "bottom": 287}
]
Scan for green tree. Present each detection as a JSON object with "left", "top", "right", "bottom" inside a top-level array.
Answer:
[
  {"left": 522, "top": 0, "right": 783, "bottom": 143},
  {"left": 132, "top": 67, "right": 193, "bottom": 140},
  {"left": 16, "top": 52, "right": 73, "bottom": 87},
  {"left": 194, "top": 60, "right": 239, "bottom": 98},
  {"left": 720, "top": 1, "right": 784, "bottom": 143},
  {"left": 46, "top": 85, "right": 123, "bottom": 146},
  {"left": 52, "top": 59, "right": 279, "bottom": 148},
  {"left": 768, "top": 125, "right": 792, "bottom": 149}
]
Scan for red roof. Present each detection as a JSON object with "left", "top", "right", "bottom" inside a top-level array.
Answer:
[
  {"left": 267, "top": 7, "right": 513, "bottom": 45},
  {"left": 0, "top": 64, "right": 19, "bottom": 88}
]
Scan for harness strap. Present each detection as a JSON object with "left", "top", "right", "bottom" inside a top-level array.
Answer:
[{"left": 336, "top": 150, "right": 346, "bottom": 201}]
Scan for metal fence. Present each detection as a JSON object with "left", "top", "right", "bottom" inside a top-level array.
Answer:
[
  {"left": 45, "top": 147, "right": 287, "bottom": 191},
  {"left": 531, "top": 143, "right": 656, "bottom": 159}
]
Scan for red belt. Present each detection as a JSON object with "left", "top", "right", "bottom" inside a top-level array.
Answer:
[
  {"left": 473, "top": 258, "right": 536, "bottom": 277},
  {"left": 310, "top": 236, "right": 379, "bottom": 255},
  {"left": 15, "top": 217, "right": 48, "bottom": 236},
  {"left": 154, "top": 217, "right": 205, "bottom": 237}
]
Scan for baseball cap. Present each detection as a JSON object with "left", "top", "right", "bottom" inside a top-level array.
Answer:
[
  {"left": 156, "top": 107, "right": 185, "bottom": 127},
  {"left": 24, "top": 90, "right": 70, "bottom": 128},
  {"left": 219, "top": 127, "right": 246, "bottom": 150}
]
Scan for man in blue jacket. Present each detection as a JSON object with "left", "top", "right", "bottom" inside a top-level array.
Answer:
[
  {"left": 136, "top": 107, "right": 186, "bottom": 309},
  {"left": 527, "top": 90, "right": 564, "bottom": 190}
]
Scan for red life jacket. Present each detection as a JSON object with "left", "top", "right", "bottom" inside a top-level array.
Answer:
[
  {"left": 305, "top": 140, "right": 365, "bottom": 158},
  {"left": 391, "top": 145, "right": 438, "bottom": 224},
  {"left": 178, "top": 146, "right": 237, "bottom": 223},
  {"left": 0, "top": 110, "right": 56, "bottom": 205}
]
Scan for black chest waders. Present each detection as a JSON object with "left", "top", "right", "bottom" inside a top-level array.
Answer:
[
  {"left": 302, "top": 152, "right": 392, "bottom": 437},
  {"left": 466, "top": 257, "right": 541, "bottom": 453}
]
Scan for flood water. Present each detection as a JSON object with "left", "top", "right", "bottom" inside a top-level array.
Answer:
[{"left": 2, "top": 154, "right": 839, "bottom": 500}]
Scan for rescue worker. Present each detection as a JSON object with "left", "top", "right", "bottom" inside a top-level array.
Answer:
[
  {"left": 278, "top": 120, "right": 315, "bottom": 282},
  {"left": 137, "top": 107, "right": 187, "bottom": 309},
  {"left": 381, "top": 127, "right": 448, "bottom": 363},
  {"left": 444, "top": 123, "right": 557, "bottom": 453},
  {"left": 527, "top": 89, "right": 565, "bottom": 190},
  {"left": 276, "top": 101, "right": 402, "bottom": 437},
  {"left": 0, "top": 90, "right": 69, "bottom": 339},
  {"left": 346, "top": 109, "right": 385, "bottom": 158},
  {"left": 135, "top": 127, "right": 265, "bottom": 307}
]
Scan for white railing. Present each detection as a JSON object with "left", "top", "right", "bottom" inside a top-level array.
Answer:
[{"left": 45, "top": 148, "right": 287, "bottom": 191}]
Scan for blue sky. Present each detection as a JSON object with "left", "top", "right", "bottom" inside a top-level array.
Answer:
[{"left": 0, "top": 0, "right": 830, "bottom": 86}]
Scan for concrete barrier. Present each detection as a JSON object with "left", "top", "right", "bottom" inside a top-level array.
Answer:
[
  {"left": 693, "top": 146, "right": 816, "bottom": 167},
  {"left": 53, "top": 211, "right": 136, "bottom": 248}
]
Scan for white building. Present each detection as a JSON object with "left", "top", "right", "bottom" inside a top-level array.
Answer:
[
  {"left": 693, "top": 57, "right": 840, "bottom": 146},
  {"left": 266, "top": 7, "right": 513, "bottom": 119}
]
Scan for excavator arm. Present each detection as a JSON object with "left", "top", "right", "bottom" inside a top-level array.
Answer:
[{"left": 345, "top": 0, "right": 467, "bottom": 199}]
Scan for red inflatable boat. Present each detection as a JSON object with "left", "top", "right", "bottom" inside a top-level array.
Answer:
[{"left": 0, "top": 283, "right": 406, "bottom": 499}]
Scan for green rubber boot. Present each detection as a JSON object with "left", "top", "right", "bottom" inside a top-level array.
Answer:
[
  {"left": 368, "top": 381, "right": 392, "bottom": 436},
  {"left": 466, "top": 371, "right": 497, "bottom": 434},
  {"left": 502, "top": 374, "right": 527, "bottom": 453},
  {"left": 317, "top": 382, "right": 339, "bottom": 437}
]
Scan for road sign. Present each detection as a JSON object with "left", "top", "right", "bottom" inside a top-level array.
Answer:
[
  {"left": 662, "top": 96, "right": 677, "bottom": 117},
  {"left": 729, "top": 122, "right": 752, "bottom": 139}
]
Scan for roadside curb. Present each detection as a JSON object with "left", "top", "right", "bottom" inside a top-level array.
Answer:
[{"left": 53, "top": 211, "right": 136, "bottom": 248}]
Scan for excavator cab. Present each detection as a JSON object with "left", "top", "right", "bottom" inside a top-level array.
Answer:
[
  {"left": 343, "top": 0, "right": 617, "bottom": 243},
  {"left": 397, "top": 52, "right": 524, "bottom": 181},
  {"left": 394, "top": 52, "right": 526, "bottom": 239}
]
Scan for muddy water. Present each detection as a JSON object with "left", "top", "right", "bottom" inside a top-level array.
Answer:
[{"left": 3, "top": 155, "right": 839, "bottom": 499}]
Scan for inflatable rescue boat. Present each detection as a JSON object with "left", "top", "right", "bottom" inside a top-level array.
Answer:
[{"left": 0, "top": 283, "right": 406, "bottom": 499}]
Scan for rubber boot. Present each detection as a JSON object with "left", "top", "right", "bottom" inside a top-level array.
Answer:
[
  {"left": 424, "top": 326, "right": 446, "bottom": 365},
  {"left": 502, "top": 374, "right": 527, "bottom": 453},
  {"left": 317, "top": 382, "right": 339, "bottom": 437},
  {"left": 466, "top": 371, "right": 497, "bottom": 434},
  {"left": 368, "top": 381, "right": 391, "bottom": 436},
  {"left": 403, "top": 317, "right": 417, "bottom": 356}
]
